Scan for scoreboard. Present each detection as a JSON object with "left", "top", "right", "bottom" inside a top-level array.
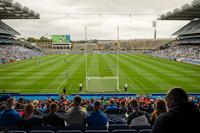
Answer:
[{"left": 52, "top": 35, "right": 71, "bottom": 45}]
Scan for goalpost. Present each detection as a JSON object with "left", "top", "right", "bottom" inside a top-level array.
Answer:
[
  {"left": 85, "top": 43, "right": 120, "bottom": 93},
  {"left": 84, "top": 17, "right": 121, "bottom": 93}
]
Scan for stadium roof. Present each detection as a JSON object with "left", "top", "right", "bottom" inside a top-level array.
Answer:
[
  {"left": 0, "top": 20, "right": 20, "bottom": 36},
  {"left": 0, "top": 0, "right": 40, "bottom": 19},
  {"left": 173, "top": 20, "right": 200, "bottom": 36},
  {"left": 159, "top": 0, "right": 200, "bottom": 20}
]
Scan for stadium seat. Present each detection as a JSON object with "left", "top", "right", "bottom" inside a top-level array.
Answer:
[
  {"left": 84, "top": 130, "right": 109, "bottom": 133},
  {"left": 87, "top": 125, "right": 107, "bottom": 130},
  {"left": 112, "top": 129, "right": 137, "bottom": 133},
  {"left": 8, "top": 131, "right": 26, "bottom": 133},
  {"left": 130, "top": 125, "right": 151, "bottom": 131},
  {"left": 64, "top": 125, "right": 86, "bottom": 131},
  {"left": 57, "top": 130, "right": 82, "bottom": 133},
  {"left": 0, "top": 126, "right": 18, "bottom": 130},
  {"left": 108, "top": 124, "right": 129, "bottom": 132},
  {"left": 138, "top": 129, "right": 152, "bottom": 133},
  {"left": 29, "top": 130, "right": 54, "bottom": 133},
  {"left": 105, "top": 109, "right": 120, "bottom": 114},
  {"left": 31, "top": 126, "right": 63, "bottom": 131}
]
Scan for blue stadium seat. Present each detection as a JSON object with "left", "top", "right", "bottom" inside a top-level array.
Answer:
[
  {"left": 29, "top": 130, "right": 54, "bottom": 133},
  {"left": 87, "top": 125, "right": 107, "bottom": 130},
  {"left": 108, "top": 124, "right": 129, "bottom": 132},
  {"left": 84, "top": 130, "right": 109, "bottom": 133},
  {"left": 8, "top": 131, "right": 26, "bottom": 133},
  {"left": 112, "top": 129, "right": 137, "bottom": 133},
  {"left": 138, "top": 129, "right": 152, "bottom": 133},
  {"left": 57, "top": 130, "right": 82, "bottom": 133}
]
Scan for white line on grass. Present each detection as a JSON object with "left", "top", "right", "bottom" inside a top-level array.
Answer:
[{"left": 56, "top": 78, "right": 67, "bottom": 92}]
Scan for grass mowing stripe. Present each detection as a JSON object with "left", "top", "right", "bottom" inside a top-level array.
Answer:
[
  {"left": 17, "top": 54, "right": 81, "bottom": 94},
  {"left": 22, "top": 55, "right": 76, "bottom": 92},
  {"left": 143, "top": 55, "right": 200, "bottom": 72},
  {"left": 63, "top": 55, "right": 86, "bottom": 94},
  {"left": 98, "top": 54, "right": 114, "bottom": 77},
  {"left": 137, "top": 55, "right": 200, "bottom": 80},
  {"left": 105, "top": 54, "right": 137, "bottom": 92},
  {"left": 101, "top": 54, "right": 117, "bottom": 77},
  {"left": 0, "top": 55, "right": 60, "bottom": 78},
  {"left": 46, "top": 54, "right": 85, "bottom": 94},
  {"left": 130, "top": 54, "right": 200, "bottom": 89},
  {"left": 38, "top": 54, "right": 81, "bottom": 93},
  {"left": 119, "top": 54, "right": 162, "bottom": 93},
  {"left": 5, "top": 55, "right": 68, "bottom": 93},
  {"left": 0, "top": 55, "right": 64, "bottom": 91},
  {"left": 109, "top": 54, "right": 149, "bottom": 93},
  {"left": 1, "top": 54, "right": 200, "bottom": 94},
  {"left": 100, "top": 54, "right": 119, "bottom": 92},
  {"left": 87, "top": 54, "right": 100, "bottom": 77},
  {"left": 123, "top": 54, "right": 170, "bottom": 92},
  {"left": 0, "top": 55, "right": 59, "bottom": 76}
]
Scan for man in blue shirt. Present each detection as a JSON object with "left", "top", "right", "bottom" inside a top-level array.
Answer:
[
  {"left": 105, "top": 98, "right": 119, "bottom": 114},
  {"left": 0, "top": 98, "right": 21, "bottom": 126},
  {"left": 86, "top": 100, "right": 108, "bottom": 126}
]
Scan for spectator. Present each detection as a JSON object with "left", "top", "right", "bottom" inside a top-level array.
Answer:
[
  {"left": 86, "top": 100, "right": 108, "bottom": 126},
  {"left": 152, "top": 88, "right": 200, "bottom": 133},
  {"left": 66, "top": 96, "right": 87, "bottom": 126},
  {"left": 0, "top": 98, "right": 21, "bottom": 126},
  {"left": 44, "top": 102, "right": 65, "bottom": 127},
  {"left": 127, "top": 99, "right": 150, "bottom": 126},
  {"left": 20, "top": 103, "right": 42, "bottom": 129},
  {"left": 119, "top": 100, "right": 127, "bottom": 114},
  {"left": 106, "top": 98, "right": 119, "bottom": 114},
  {"left": 150, "top": 99, "right": 167, "bottom": 125},
  {"left": 22, "top": 103, "right": 35, "bottom": 120},
  {"left": 145, "top": 102, "right": 154, "bottom": 114},
  {"left": 0, "top": 45, "right": 43, "bottom": 65}
]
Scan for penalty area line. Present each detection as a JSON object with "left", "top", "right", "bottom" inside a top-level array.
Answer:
[{"left": 56, "top": 78, "right": 67, "bottom": 92}]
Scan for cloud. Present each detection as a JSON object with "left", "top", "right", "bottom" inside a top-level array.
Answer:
[{"left": 2, "top": 0, "right": 193, "bottom": 40}]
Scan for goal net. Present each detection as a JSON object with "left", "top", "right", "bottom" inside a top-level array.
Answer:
[
  {"left": 86, "top": 77, "right": 119, "bottom": 92},
  {"left": 85, "top": 43, "right": 120, "bottom": 93}
]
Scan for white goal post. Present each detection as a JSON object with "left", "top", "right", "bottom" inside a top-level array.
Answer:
[
  {"left": 86, "top": 76, "right": 120, "bottom": 92},
  {"left": 84, "top": 41, "right": 120, "bottom": 93}
]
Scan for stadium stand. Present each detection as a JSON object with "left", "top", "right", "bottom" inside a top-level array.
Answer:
[
  {"left": 0, "top": 0, "right": 41, "bottom": 64},
  {"left": 154, "top": 0, "right": 200, "bottom": 65},
  {"left": 0, "top": 0, "right": 39, "bottom": 19},
  {"left": 70, "top": 39, "right": 172, "bottom": 52},
  {"left": 159, "top": 0, "right": 200, "bottom": 20},
  {"left": 0, "top": 88, "right": 199, "bottom": 132},
  {"left": 0, "top": 44, "right": 43, "bottom": 64}
]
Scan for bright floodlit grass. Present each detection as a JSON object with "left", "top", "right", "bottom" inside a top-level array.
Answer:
[{"left": 0, "top": 54, "right": 200, "bottom": 94}]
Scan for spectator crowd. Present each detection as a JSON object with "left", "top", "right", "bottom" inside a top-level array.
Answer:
[
  {"left": 0, "top": 45, "right": 43, "bottom": 64},
  {"left": 0, "top": 88, "right": 200, "bottom": 133},
  {"left": 153, "top": 44, "right": 200, "bottom": 63}
]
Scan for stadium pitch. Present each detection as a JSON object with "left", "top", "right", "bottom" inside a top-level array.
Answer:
[{"left": 0, "top": 54, "right": 200, "bottom": 94}]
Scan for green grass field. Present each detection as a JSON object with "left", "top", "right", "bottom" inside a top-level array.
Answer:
[{"left": 0, "top": 54, "right": 200, "bottom": 94}]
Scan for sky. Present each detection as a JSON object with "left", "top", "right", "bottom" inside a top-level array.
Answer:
[{"left": 3, "top": 0, "right": 194, "bottom": 40}]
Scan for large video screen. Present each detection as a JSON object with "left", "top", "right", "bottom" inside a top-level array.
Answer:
[{"left": 52, "top": 35, "right": 70, "bottom": 45}]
